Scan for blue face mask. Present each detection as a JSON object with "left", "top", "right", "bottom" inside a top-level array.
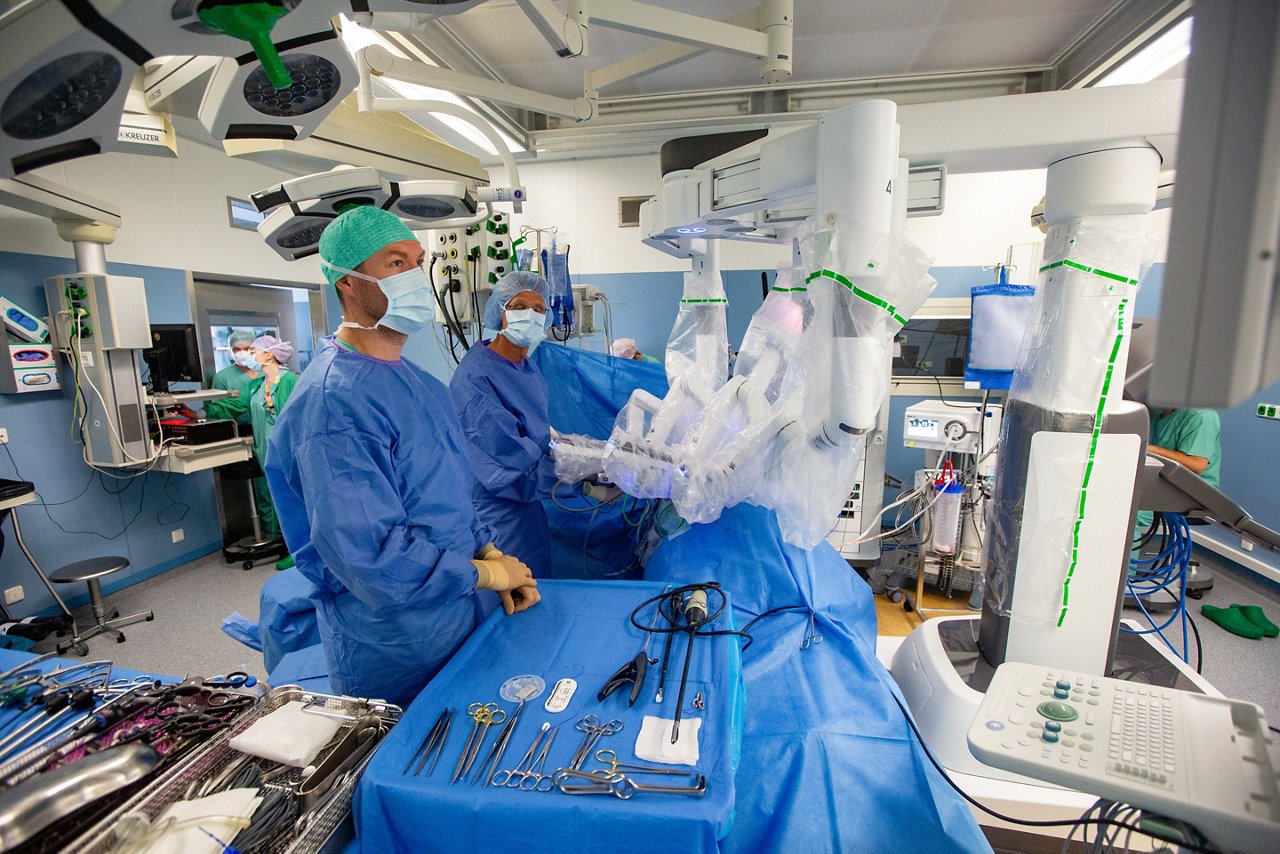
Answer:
[
  {"left": 501, "top": 308, "right": 546, "bottom": 351},
  {"left": 232, "top": 350, "right": 256, "bottom": 369},
  {"left": 326, "top": 262, "right": 435, "bottom": 335}
]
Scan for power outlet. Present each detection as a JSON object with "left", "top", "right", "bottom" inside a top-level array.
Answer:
[
  {"left": 3, "top": 586, "right": 23, "bottom": 605},
  {"left": 0, "top": 428, "right": 7, "bottom": 444},
  {"left": 1257, "top": 403, "right": 1279, "bottom": 420},
  {"left": 171, "top": 528, "right": 185, "bottom": 544}
]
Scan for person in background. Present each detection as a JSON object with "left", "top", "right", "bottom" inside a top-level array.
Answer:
[
  {"left": 266, "top": 206, "right": 539, "bottom": 707},
  {"left": 248, "top": 335, "right": 299, "bottom": 567},
  {"left": 450, "top": 271, "right": 557, "bottom": 577},
  {"left": 1145, "top": 407, "right": 1222, "bottom": 488},
  {"left": 611, "top": 337, "right": 660, "bottom": 363},
  {"left": 204, "top": 330, "right": 276, "bottom": 539}
]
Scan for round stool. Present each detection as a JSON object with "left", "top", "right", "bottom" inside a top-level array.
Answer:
[
  {"left": 49, "top": 557, "right": 154, "bottom": 656},
  {"left": 221, "top": 459, "right": 285, "bottom": 571}
]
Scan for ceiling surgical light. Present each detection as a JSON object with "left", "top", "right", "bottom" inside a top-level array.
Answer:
[
  {"left": 197, "top": 27, "right": 357, "bottom": 142},
  {"left": 0, "top": 1, "right": 142, "bottom": 178},
  {"left": 251, "top": 166, "right": 483, "bottom": 260}
]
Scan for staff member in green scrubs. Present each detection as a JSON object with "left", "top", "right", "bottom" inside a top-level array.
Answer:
[{"left": 248, "top": 336, "right": 298, "bottom": 560}]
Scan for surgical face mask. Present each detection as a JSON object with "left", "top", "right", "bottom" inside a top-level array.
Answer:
[
  {"left": 232, "top": 350, "right": 255, "bottom": 369},
  {"left": 326, "top": 261, "right": 434, "bottom": 335},
  {"left": 501, "top": 308, "right": 546, "bottom": 351}
]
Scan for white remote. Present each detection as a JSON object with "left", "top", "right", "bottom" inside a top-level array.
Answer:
[
  {"left": 968, "top": 662, "right": 1280, "bottom": 853},
  {"left": 545, "top": 678, "right": 577, "bottom": 713}
]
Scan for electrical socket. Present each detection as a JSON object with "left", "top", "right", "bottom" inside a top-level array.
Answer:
[
  {"left": 171, "top": 528, "right": 184, "bottom": 544},
  {"left": 0, "top": 428, "right": 8, "bottom": 444},
  {"left": 3, "top": 586, "right": 23, "bottom": 605}
]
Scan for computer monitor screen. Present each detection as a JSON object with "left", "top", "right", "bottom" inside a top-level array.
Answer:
[{"left": 144, "top": 324, "right": 203, "bottom": 392}]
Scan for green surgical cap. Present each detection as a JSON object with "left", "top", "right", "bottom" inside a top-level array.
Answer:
[
  {"left": 228, "top": 330, "right": 255, "bottom": 347},
  {"left": 318, "top": 206, "right": 417, "bottom": 286}
]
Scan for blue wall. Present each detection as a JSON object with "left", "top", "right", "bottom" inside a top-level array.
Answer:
[{"left": 0, "top": 251, "right": 222, "bottom": 617}]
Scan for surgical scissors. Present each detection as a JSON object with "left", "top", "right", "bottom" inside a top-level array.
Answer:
[{"left": 517, "top": 726, "right": 557, "bottom": 791}]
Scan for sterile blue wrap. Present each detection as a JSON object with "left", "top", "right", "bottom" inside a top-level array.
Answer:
[
  {"left": 529, "top": 344, "right": 668, "bottom": 440},
  {"left": 645, "top": 504, "right": 990, "bottom": 853},
  {"left": 267, "top": 643, "right": 333, "bottom": 694},
  {"left": 258, "top": 568, "right": 320, "bottom": 673},
  {"left": 354, "top": 579, "right": 743, "bottom": 854},
  {"left": 531, "top": 344, "right": 668, "bottom": 578}
]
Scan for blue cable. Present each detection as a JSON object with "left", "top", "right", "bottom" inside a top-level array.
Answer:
[{"left": 1120, "top": 512, "right": 1193, "bottom": 662}]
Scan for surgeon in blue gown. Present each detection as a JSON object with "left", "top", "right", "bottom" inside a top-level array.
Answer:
[
  {"left": 266, "top": 207, "right": 540, "bottom": 708},
  {"left": 449, "top": 271, "right": 558, "bottom": 577}
]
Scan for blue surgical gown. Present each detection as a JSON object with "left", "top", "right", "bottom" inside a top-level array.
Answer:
[
  {"left": 266, "top": 338, "right": 496, "bottom": 708},
  {"left": 449, "top": 342, "right": 556, "bottom": 577}
]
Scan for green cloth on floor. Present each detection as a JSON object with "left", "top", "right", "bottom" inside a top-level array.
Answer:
[
  {"left": 1201, "top": 604, "right": 1264, "bottom": 639},
  {"left": 1232, "top": 603, "right": 1280, "bottom": 638},
  {"left": 275, "top": 554, "right": 295, "bottom": 571}
]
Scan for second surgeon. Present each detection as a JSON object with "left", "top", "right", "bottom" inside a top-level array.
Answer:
[{"left": 450, "top": 271, "right": 557, "bottom": 577}]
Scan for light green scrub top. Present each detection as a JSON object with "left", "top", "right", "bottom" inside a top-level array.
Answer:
[
  {"left": 1136, "top": 408, "right": 1223, "bottom": 536},
  {"left": 203, "top": 364, "right": 259, "bottom": 425}
]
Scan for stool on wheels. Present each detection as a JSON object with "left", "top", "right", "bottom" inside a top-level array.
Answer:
[
  {"left": 220, "top": 458, "right": 286, "bottom": 570},
  {"left": 49, "top": 557, "right": 153, "bottom": 656}
]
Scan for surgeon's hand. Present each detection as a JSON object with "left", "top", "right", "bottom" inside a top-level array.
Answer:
[{"left": 472, "top": 554, "right": 540, "bottom": 616}]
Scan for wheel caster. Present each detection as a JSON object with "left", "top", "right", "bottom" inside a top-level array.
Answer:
[
  {"left": 243, "top": 560, "right": 254, "bottom": 570},
  {"left": 116, "top": 634, "right": 126, "bottom": 643},
  {"left": 887, "top": 590, "right": 903, "bottom": 604},
  {"left": 1187, "top": 589, "right": 1203, "bottom": 600},
  {"left": 74, "top": 642, "right": 88, "bottom": 657}
]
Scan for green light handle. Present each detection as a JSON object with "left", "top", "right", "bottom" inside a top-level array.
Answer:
[{"left": 198, "top": 2, "right": 293, "bottom": 89}]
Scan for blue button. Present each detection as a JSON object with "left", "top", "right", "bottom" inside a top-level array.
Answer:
[
  {"left": 1054, "top": 689, "right": 1070, "bottom": 699},
  {"left": 1055, "top": 680, "right": 1071, "bottom": 691},
  {"left": 1044, "top": 721, "right": 1062, "bottom": 733},
  {"left": 985, "top": 720, "right": 1004, "bottom": 731},
  {"left": 1042, "top": 731, "right": 1060, "bottom": 743}
]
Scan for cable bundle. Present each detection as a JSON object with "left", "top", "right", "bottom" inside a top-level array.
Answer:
[{"left": 1122, "top": 512, "right": 1199, "bottom": 668}]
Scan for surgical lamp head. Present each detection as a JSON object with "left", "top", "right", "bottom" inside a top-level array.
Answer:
[{"left": 318, "top": 205, "right": 417, "bottom": 286}]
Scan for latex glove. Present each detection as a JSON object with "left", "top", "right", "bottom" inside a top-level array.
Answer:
[
  {"left": 472, "top": 554, "right": 539, "bottom": 616},
  {"left": 477, "top": 542, "right": 503, "bottom": 560}
]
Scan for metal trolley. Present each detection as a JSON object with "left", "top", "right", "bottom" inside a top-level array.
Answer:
[{"left": 64, "top": 686, "right": 401, "bottom": 854}]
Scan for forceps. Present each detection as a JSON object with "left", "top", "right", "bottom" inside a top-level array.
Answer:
[
  {"left": 568, "top": 715, "right": 623, "bottom": 770},
  {"left": 800, "top": 610, "right": 824, "bottom": 650},
  {"left": 593, "top": 749, "right": 690, "bottom": 777}
]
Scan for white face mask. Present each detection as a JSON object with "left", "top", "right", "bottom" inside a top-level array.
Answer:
[
  {"left": 325, "top": 260, "right": 435, "bottom": 335},
  {"left": 501, "top": 308, "right": 546, "bottom": 352},
  {"left": 232, "top": 350, "right": 256, "bottom": 369}
]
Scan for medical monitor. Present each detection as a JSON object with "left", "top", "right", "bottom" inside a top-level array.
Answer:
[{"left": 144, "top": 324, "right": 203, "bottom": 393}]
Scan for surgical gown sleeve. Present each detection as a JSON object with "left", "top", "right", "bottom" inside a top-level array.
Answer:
[
  {"left": 455, "top": 391, "right": 553, "bottom": 502},
  {"left": 291, "top": 424, "right": 479, "bottom": 611}
]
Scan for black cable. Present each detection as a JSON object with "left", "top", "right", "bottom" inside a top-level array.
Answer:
[
  {"left": 900, "top": 358, "right": 973, "bottom": 409},
  {"left": 429, "top": 258, "right": 467, "bottom": 362},
  {"left": 886, "top": 688, "right": 1219, "bottom": 849}
]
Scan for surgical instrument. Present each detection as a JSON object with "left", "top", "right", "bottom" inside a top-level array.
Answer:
[
  {"left": 654, "top": 591, "right": 681, "bottom": 702},
  {"left": 519, "top": 726, "right": 558, "bottom": 791},
  {"left": 554, "top": 769, "right": 707, "bottom": 798},
  {"left": 476, "top": 682, "right": 537, "bottom": 786},
  {"left": 672, "top": 588, "right": 709, "bottom": 744},
  {"left": 801, "top": 609, "right": 824, "bottom": 650},
  {"left": 492, "top": 722, "right": 547, "bottom": 788},
  {"left": 593, "top": 749, "right": 691, "bottom": 777},
  {"left": 567, "top": 715, "right": 623, "bottom": 770},
  {"left": 598, "top": 589, "right": 668, "bottom": 706},
  {"left": 404, "top": 707, "right": 452, "bottom": 776},
  {"left": 451, "top": 702, "right": 505, "bottom": 785}
]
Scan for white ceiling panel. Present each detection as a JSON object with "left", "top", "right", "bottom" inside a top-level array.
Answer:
[{"left": 421, "top": 0, "right": 1120, "bottom": 98}]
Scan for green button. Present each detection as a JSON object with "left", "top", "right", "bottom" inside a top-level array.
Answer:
[
  {"left": 1064, "top": 728, "right": 1077, "bottom": 737},
  {"left": 1037, "top": 700, "right": 1080, "bottom": 722},
  {"left": 1081, "top": 744, "right": 1094, "bottom": 752},
  {"left": 1082, "top": 732, "right": 1094, "bottom": 741}
]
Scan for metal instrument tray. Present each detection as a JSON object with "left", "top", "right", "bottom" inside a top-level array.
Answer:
[{"left": 64, "top": 685, "right": 401, "bottom": 854}]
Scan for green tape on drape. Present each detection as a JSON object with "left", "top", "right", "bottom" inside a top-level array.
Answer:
[{"left": 804, "top": 269, "right": 907, "bottom": 325}]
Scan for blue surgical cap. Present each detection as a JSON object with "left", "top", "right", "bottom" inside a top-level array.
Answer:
[
  {"left": 483, "top": 271, "right": 550, "bottom": 330},
  {"left": 318, "top": 206, "right": 417, "bottom": 286}
]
